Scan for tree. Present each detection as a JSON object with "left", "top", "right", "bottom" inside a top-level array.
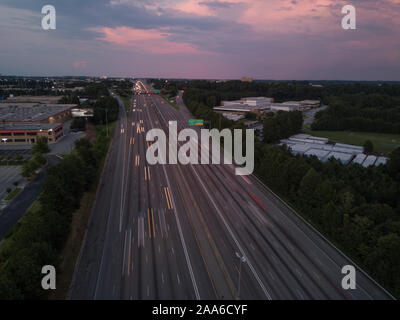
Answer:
[
  {"left": 245, "top": 112, "right": 256, "bottom": 120},
  {"left": 387, "top": 147, "right": 400, "bottom": 177},
  {"left": 365, "top": 233, "right": 400, "bottom": 296},
  {"left": 32, "top": 136, "right": 50, "bottom": 154},
  {"left": 363, "top": 140, "right": 374, "bottom": 153},
  {"left": 298, "top": 167, "right": 323, "bottom": 204},
  {"left": 22, "top": 161, "right": 36, "bottom": 178}
]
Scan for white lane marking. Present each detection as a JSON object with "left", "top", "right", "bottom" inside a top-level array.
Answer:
[
  {"left": 297, "top": 289, "right": 305, "bottom": 300},
  {"left": 177, "top": 274, "right": 181, "bottom": 285},
  {"left": 190, "top": 164, "right": 272, "bottom": 300},
  {"left": 268, "top": 271, "right": 276, "bottom": 281},
  {"left": 162, "top": 272, "right": 165, "bottom": 284},
  {"left": 122, "top": 230, "right": 127, "bottom": 275},
  {"left": 147, "top": 94, "right": 200, "bottom": 300}
]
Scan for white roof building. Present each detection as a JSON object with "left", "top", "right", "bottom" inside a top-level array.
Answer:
[
  {"left": 326, "top": 152, "right": 354, "bottom": 164},
  {"left": 375, "top": 157, "right": 388, "bottom": 166},
  {"left": 362, "top": 155, "right": 377, "bottom": 167},
  {"left": 352, "top": 153, "right": 367, "bottom": 165}
]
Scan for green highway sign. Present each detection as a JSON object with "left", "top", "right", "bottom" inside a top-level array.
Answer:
[
  {"left": 153, "top": 89, "right": 160, "bottom": 94},
  {"left": 189, "top": 119, "right": 204, "bottom": 126}
]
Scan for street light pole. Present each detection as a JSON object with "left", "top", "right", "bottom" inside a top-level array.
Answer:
[
  {"left": 105, "top": 108, "right": 109, "bottom": 137},
  {"left": 235, "top": 252, "right": 247, "bottom": 299}
]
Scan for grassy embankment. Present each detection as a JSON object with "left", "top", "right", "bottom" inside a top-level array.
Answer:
[
  {"left": 305, "top": 129, "right": 400, "bottom": 154},
  {"left": 4, "top": 188, "right": 22, "bottom": 201},
  {"left": 49, "top": 121, "right": 117, "bottom": 299},
  {"left": 161, "top": 94, "right": 179, "bottom": 109}
]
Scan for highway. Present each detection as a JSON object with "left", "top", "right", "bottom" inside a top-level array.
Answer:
[{"left": 69, "top": 81, "right": 393, "bottom": 300}]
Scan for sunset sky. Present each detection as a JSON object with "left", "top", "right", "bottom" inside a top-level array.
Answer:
[{"left": 0, "top": 0, "right": 399, "bottom": 80}]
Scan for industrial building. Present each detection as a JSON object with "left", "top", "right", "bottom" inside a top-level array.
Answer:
[
  {"left": 213, "top": 104, "right": 270, "bottom": 114},
  {"left": 0, "top": 123, "right": 64, "bottom": 145},
  {"left": 270, "top": 104, "right": 300, "bottom": 112},
  {"left": 214, "top": 97, "right": 320, "bottom": 118},
  {"left": 280, "top": 134, "right": 388, "bottom": 167},
  {"left": 221, "top": 113, "right": 245, "bottom": 121}
]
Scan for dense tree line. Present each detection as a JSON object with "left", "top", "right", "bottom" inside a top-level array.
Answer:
[
  {"left": 59, "top": 83, "right": 119, "bottom": 126},
  {"left": 151, "top": 79, "right": 400, "bottom": 106},
  {"left": 0, "top": 131, "right": 112, "bottom": 299},
  {"left": 312, "top": 93, "right": 400, "bottom": 134},
  {"left": 263, "top": 111, "right": 303, "bottom": 143},
  {"left": 92, "top": 96, "right": 119, "bottom": 125},
  {"left": 254, "top": 143, "right": 400, "bottom": 297}
]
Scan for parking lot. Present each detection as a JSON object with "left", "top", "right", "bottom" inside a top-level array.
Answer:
[{"left": 0, "top": 149, "right": 31, "bottom": 161}]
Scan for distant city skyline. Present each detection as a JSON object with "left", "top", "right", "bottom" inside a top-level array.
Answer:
[{"left": 0, "top": 0, "right": 399, "bottom": 80}]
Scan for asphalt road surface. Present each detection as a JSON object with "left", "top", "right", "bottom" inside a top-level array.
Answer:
[{"left": 69, "top": 83, "right": 394, "bottom": 300}]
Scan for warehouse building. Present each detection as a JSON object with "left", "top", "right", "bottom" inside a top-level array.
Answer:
[
  {"left": 362, "top": 155, "right": 377, "bottom": 167},
  {"left": 375, "top": 157, "right": 388, "bottom": 166},
  {"left": 326, "top": 152, "right": 354, "bottom": 164},
  {"left": 353, "top": 153, "right": 367, "bottom": 165},
  {"left": 280, "top": 135, "right": 388, "bottom": 167}
]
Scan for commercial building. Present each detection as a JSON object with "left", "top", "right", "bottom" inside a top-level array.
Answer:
[
  {"left": 270, "top": 104, "right": 299, "bottom": 112},
  {"left": 240, "top": 97, "right": 274, "bottom": 106},
  {"left": 0, "top": 123, "right": 64, "bottom": 145},
  {"left": 222, "top": 113, "right": 245, "bottom": 121},
  {"left": 215, "top": 97, "right": 320, "bottom": 119},
  {"left": 0, "top": 102, "right": 76, "bottom": 145},
  {"left": 213, "top": 104, "right": 270, "bottom": 114}
]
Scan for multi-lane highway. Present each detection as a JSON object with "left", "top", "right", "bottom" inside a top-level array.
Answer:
[{"left": 69, "top": 81, "right": 393, "bottom": 300}]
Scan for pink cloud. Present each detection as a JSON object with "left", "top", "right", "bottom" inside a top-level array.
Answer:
[
  {"left": 95, "top": 26, "right": 211, "bottom": 55},
  {"left": 73, "top": 60, "right": 87, "bottom": 68}
]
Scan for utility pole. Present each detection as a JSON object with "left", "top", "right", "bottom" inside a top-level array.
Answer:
[
  {"left": 105, "top": 108, "right": 109, "bottom": 137},
  {"left": 235, "top": 252, "right": 247, "bottom": 299}
]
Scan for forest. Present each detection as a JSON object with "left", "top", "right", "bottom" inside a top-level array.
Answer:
[{"left": 312, "top": 93, "right": 400, "bottom": 134}]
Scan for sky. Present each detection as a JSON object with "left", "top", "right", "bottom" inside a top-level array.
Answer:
[{"left": 0, "top": 0, "right": 399, "bottom": 80}]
